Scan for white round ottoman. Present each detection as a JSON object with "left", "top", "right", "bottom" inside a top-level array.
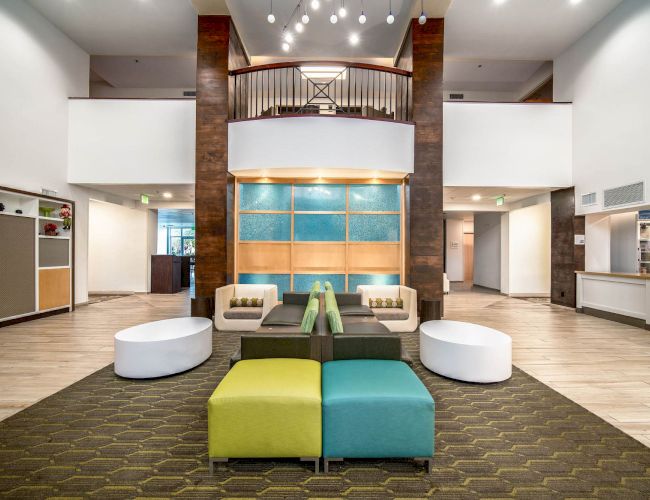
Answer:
[
  {"left": 114, "top": 317, "right": 213, "bottom": 378},
  {"left": 419, "top": 320, "right": 512, "bottom": 383}
]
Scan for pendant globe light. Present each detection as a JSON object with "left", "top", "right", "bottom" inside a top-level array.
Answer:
[
  {"left": 418, "top": 0, "right": 427, "bottom": 24},
  {"left": 267, "top": 0, "right": 275, "bottom": 23}
]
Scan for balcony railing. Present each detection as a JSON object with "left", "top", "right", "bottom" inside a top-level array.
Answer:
[{"left": 229, "top": 61, "right": 413, "bottom": 123}]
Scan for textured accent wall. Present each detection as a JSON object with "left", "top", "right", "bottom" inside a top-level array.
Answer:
[
  {"left": 551, "top": 187, "right": 583, "bottom": 308},
  {"left": 195, "top": 17, "right": 247, "bottom": 299},
  {"left": 409, "top": 18, "right": 445, "bottom": 309}
]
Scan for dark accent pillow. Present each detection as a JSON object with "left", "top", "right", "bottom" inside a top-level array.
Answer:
[{"left": 230, "top": 297, "right": 263, "bottom": 308}]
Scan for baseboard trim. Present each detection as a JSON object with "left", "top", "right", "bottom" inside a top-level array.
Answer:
[
  {"left": 508, "top": 293, "right": 551, "bottom": 298},
  {"left": 582, "top": 306, "right": 649, "bottom": 330},
  {"left": 0, "top": 307, "right": 69, "bottom": 328}
]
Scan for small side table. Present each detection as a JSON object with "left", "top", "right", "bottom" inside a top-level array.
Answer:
[{"left": 420, "top": 299, "right": 442, "bottom": 323}]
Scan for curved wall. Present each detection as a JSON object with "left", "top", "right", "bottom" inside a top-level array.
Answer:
[{"left": 228, "top": 116, "right": 414, "bottom": 174}]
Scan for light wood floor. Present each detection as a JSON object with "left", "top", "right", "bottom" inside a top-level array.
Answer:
[{"left": 0, "top": 288, "right": 649, "bottom": 447}]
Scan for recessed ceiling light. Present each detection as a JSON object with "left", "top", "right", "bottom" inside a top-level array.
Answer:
[
  {"left": 570, "top": 0, "right": 583, "bottom": 4},
  {"left": 471, "top": 194, "right": 482, "bottom": 201},
  {"left": 349, "top": 33, "right": 360, "bottom": 46},
  {"left": 163, "top": 192, "right": 173, "bottom": 199},
  {"left": 494, "top": 0, "right": 507, "bottom": 5}
]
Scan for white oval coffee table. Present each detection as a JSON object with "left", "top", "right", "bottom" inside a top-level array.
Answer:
[
  {"left": 114, "top": 317, "right": 213, "bottom": 378},
  {"left": 420, "top": 320, "right": 512, "bottom": 383}
]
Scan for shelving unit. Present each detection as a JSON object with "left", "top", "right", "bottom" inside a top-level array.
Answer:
[
  {"left": 638, "top": 212, "right": 650, "bottom": 274},
  {"left": 0, "top": 186, "right": 74, "bottom": 326}
]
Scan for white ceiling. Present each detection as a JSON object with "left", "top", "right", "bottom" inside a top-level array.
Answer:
[
  {"left": 27, "top": 0, "right": 624, "bottom": 95},
  {"left": 444, "top": 186, "right": 552, "bottom": 210},
  {"left": 84, "top": 184, "right": 195, "bottom": 203},
  {"left": 445, "top": 0, "right": 623, "bottom": 60},
  {"left": 26, "top": 0, "right": 198, "bottom": 56},
  {"left": 225, "top": 0, "right": 415, "bottom": 59}
]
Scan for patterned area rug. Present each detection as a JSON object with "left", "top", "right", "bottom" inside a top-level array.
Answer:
[{"left": 1, "top": 330, "right": 649, "bottom": 499}]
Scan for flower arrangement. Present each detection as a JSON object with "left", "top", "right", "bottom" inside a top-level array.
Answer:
[
  {"left": 43, "top": 223, "right": 58, "bottom": 236},
  {"left": 59, "top": 204, "right": 72, "bottom": 230}
]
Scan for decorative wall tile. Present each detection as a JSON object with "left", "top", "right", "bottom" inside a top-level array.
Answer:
[
  {"left": 348, "top": 274, "right": 400, "bottom": 292},
  {"left": 294, "top": 214, "right": 346, "bottom": 241},
  {"left": 238, "top": 273, "right": 290, "bottom": 300},
  {"left": 239, "top": 214, "right": 291, "bottom": 241},
  {"left": 240, "top": 183, "right": 291, "bottom": 211},
  {"left": 294, "top": 274, "right": 345, "bottom": 293},
  {"left": 349, "top": 214, "right": 400, "bottom": 241},
  {"left": 349, "top": 184, "right": 400, "bottom": 212},
  {"left": 294, "top": 184, "right": 346, "bottom": 211}
]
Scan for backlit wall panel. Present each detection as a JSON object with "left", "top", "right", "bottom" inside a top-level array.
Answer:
[{"left": 237, "top": 181, "right": 404, "bottom": 297}]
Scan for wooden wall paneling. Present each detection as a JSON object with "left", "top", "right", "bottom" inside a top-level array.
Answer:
[
  {"left": 409, "top": 19, "right": 444, "bottom": 311},
  {"left": 293, "top": 243, "right": 346, "bottom": 273},
  {"left": 348, "top": 243, "right": 401, "bottom": 274},
  {"left": 39, "top": 268, "right": 70, "bottom": 311},
  {"left": 551, "top": 187, "right": 579, "bottom": 308},
  {"left": 238, "top": 242, "right": 291, "bottom": 273},
  {"left": 195, "top": 15, "right": 231, "bottom": 300}
]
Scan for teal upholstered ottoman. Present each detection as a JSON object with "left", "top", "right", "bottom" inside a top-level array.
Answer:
[{"left": 321, "top": 359, "right": 435, "bottom": 472}]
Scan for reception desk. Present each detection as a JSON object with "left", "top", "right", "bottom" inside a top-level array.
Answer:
[{"left": 576, "top": 271, "right": 650, "bottom": 330}]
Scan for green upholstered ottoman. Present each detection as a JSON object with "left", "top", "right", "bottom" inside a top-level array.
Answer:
[
  {"left": 322, "top": 359, "right": 435, "bottom": 473},
  {"left": 208, "top": 358, "right": 322, "bottom": 472}
]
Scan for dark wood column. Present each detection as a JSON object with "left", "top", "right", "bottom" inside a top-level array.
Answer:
[
  {"left": 195, "top": 15, "right": 230, "bottom": 304},
  {"left": 409, "top": 19, "right": 445, "bottom": 311},
  {"left": 551, "top": 187, "right": 585, "bottom": 308}
]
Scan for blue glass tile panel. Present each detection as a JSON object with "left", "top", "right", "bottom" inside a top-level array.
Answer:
[
  {"left": 349, "top": 214, "right": 400, "bottom": 242},
  {"left": 294, "top": 214, "right": 346, "bottom": 241},
  {"left": 294, "top": 184, "right": 346, "bottom": 211},
  {"left": 239, "top": 214, "right": 291, "bottom": 241},
  {"left": 239, "top": 274, "right": 291, "bottom": 301},
  {"left": 294, "top": 274, "right": 345, "bottom": 293},
  {"left": 240, "top": 183, "right": 291, "bottom": 211},
  {"left": 349, "top": 184, "right": 400, "bottom": 212},
  {"left": 348, "top": 274, "right": 400, "bottom": 292}
]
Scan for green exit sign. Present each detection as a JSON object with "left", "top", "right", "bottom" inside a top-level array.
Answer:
[
  {"left": 496, "top": 196, "right": 505, "bottom": 207},
  {"left": 141, "top": 194, "right": 149, "bottom": 205}
]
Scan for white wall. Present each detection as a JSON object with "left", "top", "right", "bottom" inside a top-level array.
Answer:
[
  {"left": 445, "top": 219, "right": 464, "bottom": 282},
  {"left": 68, "top": 99, "right": 196, "bottom": 184},
  {"left": 503, "top": 202, "right": 552, "bottom": 297},
  {"left": 585, "top": 213, "right": 612, "bottom": 273},
  {"left": 228, "top": 117, "right": 414, "bottom": 173},
  {"left": 0, "top": 1, "right": 93, "bottom": 304},
  {"left": 555, "top": 0, "right": 650, "bottom": 215},
  {"left": 473, "top": 213, "right": 501, "bottom": 290},
  {"left": 443, "top": 102, "right": 572, "bottom": 187},
  {"left": 88, "top": 200, "right": 150, "bottom": 293},
  {"left": 610, "top": 212, "right": 638, "bottom": 273},
  {"left": 500, "top": 213, "right": 510, "bottom": 294}
]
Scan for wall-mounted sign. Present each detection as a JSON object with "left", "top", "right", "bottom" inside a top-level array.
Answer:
[
  {"left": 450, "top": 241, "right": 459, "bottom": 249},
  {"left": 496, "top": 195, "right": 505, "bottom": 207},
  {"left": 140, "top": 194, "right": 149, "bottom": 205},
  {"left": 639, "top": 210, "right": 650, "bottom": 221},
  {"left": 575, "top": 234, "right": 585, "bottom": 245}
]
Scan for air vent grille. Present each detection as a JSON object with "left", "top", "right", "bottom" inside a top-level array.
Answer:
[
  {"left": 183, "top": 90, "right": 196, "bottom": 97},
  {"left": 449, "top": 93, "right": 464, "bottom": 100},
  {"left": 603, "top": 181, "right": 644, "bottom": 208},
  {"left": 581, "top": 192, "right": 597, "bottom": 206}
]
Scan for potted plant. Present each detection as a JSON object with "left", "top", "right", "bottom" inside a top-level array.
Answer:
[
  {"left": 59, "top": 204, "right": 72, "bottom": 230},
  {"left": 43, "top": 223, "right": 58, "bottom": 236}
]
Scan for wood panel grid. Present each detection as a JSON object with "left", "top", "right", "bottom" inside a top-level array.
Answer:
[{"left": 235, "top": 179, "right": 404, "bottom": 291}]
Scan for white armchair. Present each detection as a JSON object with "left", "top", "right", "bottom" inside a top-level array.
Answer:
[
  {"left": 357, "top": 285, "right": 418, "bottom": 333},
  {"left": 214, "top": 284, "right": 278, "bottom": 332}
]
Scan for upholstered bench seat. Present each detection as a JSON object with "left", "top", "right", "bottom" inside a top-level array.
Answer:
[
  {"left": 223, "top": 307, "right": 263, "bottom": 320},
  {"left": 322, "top": 359, "right": 434, "bottom": 472},
  {"left": 208, "top": 358, "right": 322, "bottom": 472},
  {"left": 372, "top": 308, "right": 410, "bottom": 321}
]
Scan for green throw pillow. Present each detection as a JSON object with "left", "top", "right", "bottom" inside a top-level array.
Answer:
[
  {"left": 300, "top": 297, "right": 319, "bottom": 334},
  {"left": 324, "top": 289, "right": 344, "bottom": 334},
  {"left": 230, "top": 297, "right": 263, "bottom": 308},
  {"left": 308, "top": 281, "right": 321, "bottom": 302}
]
